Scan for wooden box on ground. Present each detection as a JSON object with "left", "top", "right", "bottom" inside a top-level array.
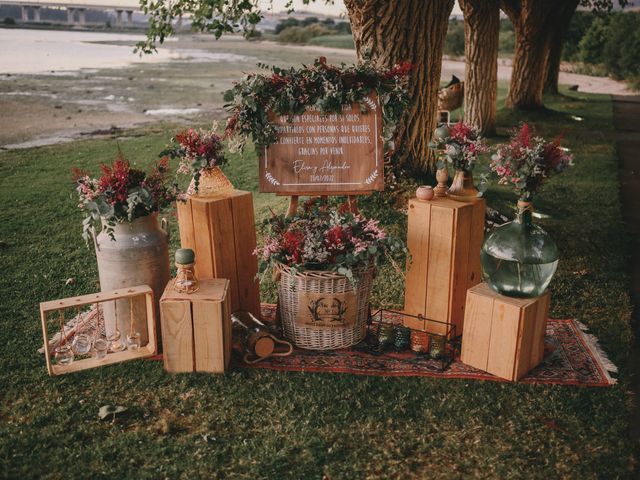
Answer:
[
  {"left": 403, "top": 197, "right": 485, "bottom": 337},
  {"left": 176, "top": 190, "right": 260, "bottom": 318},
  {"left": 160, "top": 278, "right": 231, "bottom": 373},
  {"left": 460, "top": 283, "right": 550, "bottom": 382}
]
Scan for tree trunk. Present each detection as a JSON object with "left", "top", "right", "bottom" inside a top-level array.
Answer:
[
  {"left": 345, "top": 0, "right": 455, "bottom": 174},
  {"left": 543, "top": 1, "right": 579, "bottom": 94},
  {"left": 500, "top": 0, "right": 557, "bottom": 109},
  {"left": 459, "top": 0, "right": 500, "bottom": 136}
]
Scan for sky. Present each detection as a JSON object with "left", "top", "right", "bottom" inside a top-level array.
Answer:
[{"left": 262, "top": 0, "right": 463, "bottom": 17}]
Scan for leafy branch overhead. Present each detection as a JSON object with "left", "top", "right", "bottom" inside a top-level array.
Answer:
[
  {"left": 222, "top": 57, "right": 412, "bottom": 155},
  {"left": 136, "top": 0, "right": 322, "bottom": 54}
]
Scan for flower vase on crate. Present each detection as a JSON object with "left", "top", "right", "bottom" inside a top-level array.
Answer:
[
  {"left": 73, "top": 153, "right": 176, "bottom": 343},
  {"left": 430, "top": 121, "right": 488, "bottom": 202},
  {"left": 481, "top": 124, "right": 573, "bottom": 298}
]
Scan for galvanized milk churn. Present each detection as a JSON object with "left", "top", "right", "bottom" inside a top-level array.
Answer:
[{"left": 93, "top": 213, "right": 170, "bottom": 345}]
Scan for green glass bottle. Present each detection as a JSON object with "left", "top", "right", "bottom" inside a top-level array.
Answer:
[{"left": 480, "top": 201, "right": 559, "bottom": 298}]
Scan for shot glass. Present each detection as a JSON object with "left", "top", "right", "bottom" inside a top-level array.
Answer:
[
  {"left": 126, "top": 331, "right": 141, "bottom": 351},
  {"left": 93, "top": 338, "right": 109, "bottom": 360}
]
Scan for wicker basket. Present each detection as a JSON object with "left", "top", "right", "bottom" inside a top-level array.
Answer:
[{"left": 276, "top": 263, "right": 375, "bottom": 350}]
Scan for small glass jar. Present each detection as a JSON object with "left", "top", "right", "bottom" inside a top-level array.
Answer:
[
  {"left": 108, "top": 330, "right": 126, "bottom": 352},
  {"left": 94, "top": 338, "right": 109, "bottom": 360},
  {"left": 54, "top": 344, "right": 74, "bottom": 365},
  {"left": 71, "top": 333, "right": 93, "bottom": 356},
  {"left": 429, "top": 335, "right": 445, "bottom": 359},
  {"left": 126, "top": 331, "right": 141, "bottom": 351}
]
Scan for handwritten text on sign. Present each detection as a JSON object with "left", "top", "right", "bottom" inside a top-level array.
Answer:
[{"left": 259, "top": 95, "right": 384, "bottom": 194}]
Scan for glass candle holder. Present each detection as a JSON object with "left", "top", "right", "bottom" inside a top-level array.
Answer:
[
  {"left": 429, "top": 335, "right": 445, "bottom": 359},
  {"left": 108, "top": 330, "right": 126, "bottom": 353},
  {"left": 71, "top": 333, "right": 93, "bottom": 356},
  {"left": 94, "top": 338, "right": 109, "bottom": 360},
  {"left": 54, "top": 344, "right": 74, "bottom": 366},
  {"left": 174, "top": 262, "right": 199, "bottom": 294},
  {"left": 126, "top": 331, "right": 141, "bottom": 351}
]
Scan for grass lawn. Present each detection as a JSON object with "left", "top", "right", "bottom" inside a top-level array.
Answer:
[{"left": 0, "top": 85, "right": 636, "bottom": 478}]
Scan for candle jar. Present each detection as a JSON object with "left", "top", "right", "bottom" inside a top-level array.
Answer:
[
  {"left": 54, "top": 344, "right": 74, "bottom": 366},
  {"left": 94, "top": 338, "right": 109, "bottom": 360},
  {"left": 174, "top": 262, "right": 199, "bottom": 294},
  {"left": 393, "top": 326, "right": 411, "bottom": 350},
  {"left": 377, "top": 322, "right": 395, "bottom": 348},
  {"left": 126, "top": 331, "right": 141, "bottom": 351},
  {"left": 71, "top": 333, "right": 93, "bottom": 356},
  {"left": 108, "top": 330, "right": 126, "bottom": 352},
  {"left": 429, "top": 335, "right": 445, "bottom": 359},
  {"left": 410, "top": 330, "right": 430, "bottom": 354}
]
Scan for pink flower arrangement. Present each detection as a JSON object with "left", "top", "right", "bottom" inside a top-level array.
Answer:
[
  {"left": 73, "top": 153, "right": 178, "bottom": 243},
  {"left": 255, "top": 202, "right": 406, "bottom": 282},
  {"left": 435, "top": 121, "right": 488, "bottom": 171},
  {"left": 490, "top": 123, "right": 573, "bottom": 201},
  {"left": 162, "top": 123, "right": 227, "bottom": 192}
]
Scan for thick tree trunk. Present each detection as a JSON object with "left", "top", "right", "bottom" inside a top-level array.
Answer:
[
  {"left": 501, "top": 0, "right": 558, "bottom": 110},
  {"left": 543, "top": 1, "right": 579, "bottom": 94},
  {"left": 501, "top": 0, "right": 580, "bottom": 109},
  {"left": 459, "top": 0, "right": 500, "bottom": 136},
  {"left": 345, "top": 0, "right": 455, "bottom": 174}
]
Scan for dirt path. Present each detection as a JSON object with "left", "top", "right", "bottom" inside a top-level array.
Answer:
[{"left": 614, "top": 95, "right": 640, "bottom": 457}]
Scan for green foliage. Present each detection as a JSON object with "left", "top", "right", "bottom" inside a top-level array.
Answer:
[
  {"left": 223, "top": 57, "right": 411, "bottom": 154},
  {"left": 578, "top": 16, "right": 610, "bottom": 64},
  {"left": 444, "top": 18, "right": 465, "bottom": 57},
  {"left": 308, "top": 34, "right": 355, "bottom": 49},
  {"left": 274, "top": 17, "right": 352, "bottom": 45},
  {"left": 277, "top": 24, "right": 332, "bottom": 44}
]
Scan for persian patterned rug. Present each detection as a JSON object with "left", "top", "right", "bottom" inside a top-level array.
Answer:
[{"left": 231, "top": 304, "right": 617, "bottom": 387}]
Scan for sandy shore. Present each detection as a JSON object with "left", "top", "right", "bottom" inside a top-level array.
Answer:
[{"left": 0, "top": 31, "right": 633, "bottom": 149}]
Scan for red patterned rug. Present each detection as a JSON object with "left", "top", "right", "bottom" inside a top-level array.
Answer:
[{"left": 231, "top": 304, "right": 617, "bottom": 387}]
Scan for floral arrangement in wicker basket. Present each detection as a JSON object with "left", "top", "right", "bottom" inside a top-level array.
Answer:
[{"left": 255, "top": 201, "right": 406, "bottom": 350}]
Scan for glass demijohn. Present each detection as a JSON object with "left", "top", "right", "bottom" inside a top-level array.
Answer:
[{"left": 480, "top": 202, "right": 559, "bottom": 298}]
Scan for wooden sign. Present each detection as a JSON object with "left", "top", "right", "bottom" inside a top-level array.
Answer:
[
  {"left": 259, "top": 94, "right": 384, "bottom": 195},
  {"left": 296, "top": 291, "right": 358, "bottom": 329}
]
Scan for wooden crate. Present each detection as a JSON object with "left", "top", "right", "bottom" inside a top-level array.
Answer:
[
  {"left": 176, "top": 190, "right": 260, "bottom": 317},
  {"left": 160, "top": 278, "right": 231, "bottom": 373},
  {"left": 40, "top": 285, "right": 157, "bottom": 376},
  {"left": 460, "top": 283, "right": 550, "bottom": 381},
  {"left": 403, "top": 196, "right": 485, "bottom": 336}
]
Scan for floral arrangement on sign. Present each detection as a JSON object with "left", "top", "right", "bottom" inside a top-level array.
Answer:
[
  {"left": 431, "top": 121, "right": 489, "bottom": 172},
  {"left": 73, "top": 153, "right": 178, "bottom": 243},
  {"left": 255, "top": 202, "right": 407, "bottom": 283},
  {"left": 161, "top": 123, "right": 227, "bottom": 193},
  {"left": 490, "top": 123, "right": 573, "bottom": 202},
  {"left": 222, "top": 56, "right": 413, "bottom": 153}
]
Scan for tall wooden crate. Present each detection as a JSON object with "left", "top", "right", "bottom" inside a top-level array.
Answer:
[
  {"left": 403, "top": 197, "right": 485, "bottom": 336},
  {"left": 160, "top": 278, "right": 231, "bottom": 373},
  {"left": 461, "top": 283, "right": 550, "bottom": 381},
  {"left": 176, "top": 190, "right": 260, "bottom": 317}
]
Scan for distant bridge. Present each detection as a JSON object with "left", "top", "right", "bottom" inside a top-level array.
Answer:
[{"left": 0, "top": 0, "right": 143, "bottom": 25}]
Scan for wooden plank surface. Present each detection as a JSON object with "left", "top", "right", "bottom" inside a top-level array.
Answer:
[
  {"left": 467, "top": 199, "right": 486, "bottom": 287},
  {"left": 403, "top": 199, "right": 431, "bottom": 319},
  {"left": 259, "top": 94, "right": 384, "bottom": 195},
  {"left": 230, "top": 192, "right": 261, "bottom": 317},
  {"left": 425, "top": 203, "right": 454, "bottom": 331},
  {"left": 449, "top": 202, "right": 472, "bottom": 336},
  {"left": 460, "top": 288, "right": 495, "bottom": 371},
  {"left": 176, "top": 199, "right": 197, "bottom": 253},
  {"left": 192, "top": 301, "right": 224, "bottom": 373},
  {"left": 486, "top": 302, "right": 521, "bottom": 380},
  {"left": 160, "top": 300, "right": 194, "bottom": 373},
  {"left": 191, "top": 199, "right": 216, "bottom": 279}
]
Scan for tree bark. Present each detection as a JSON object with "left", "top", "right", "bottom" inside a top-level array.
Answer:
[
  {"left": 501, "top": 0, "right": 557, "bottom": 110},
  {"left": 345, "top": 0, "right": 455, "bottom": 173},
  {"left": 543, "top": 1, "right": 579, "bottom": 94},
  {"left": 459, "top": 0, "right": 500, "bottom": 136}
]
